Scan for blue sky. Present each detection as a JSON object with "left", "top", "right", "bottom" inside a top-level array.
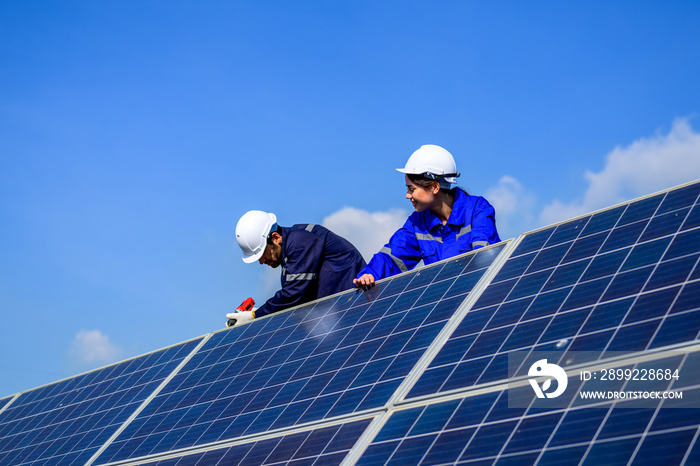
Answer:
[{"left": 1, "top": 1, "right": 699, "bottom": 397}]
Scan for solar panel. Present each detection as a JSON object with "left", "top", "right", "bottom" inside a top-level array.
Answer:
[
  {"left": 357, "top": 363, "right": 700, "bottom": 465},
  {"left": 93, "top": 243, "right": 506, "bottom": 464},
  {"left": 406, "top": 181, "right": 700, "bottom": 400},
  {"left": 0, "top": 338, "right": 203, "bottom": 466},
  {"left": 1, "top": 180, "right": 698, "bottom": 466},
  {"left": 137, "top": 417, "right": 374, "bottom": 466}
]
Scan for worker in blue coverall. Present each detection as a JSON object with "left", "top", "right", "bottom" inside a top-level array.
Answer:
[
  {"left": 227, "top": 210, "right": 366, "bottom": 325},
  {"left": 354, "top": 144, "right": 501, "bottom": 288}
]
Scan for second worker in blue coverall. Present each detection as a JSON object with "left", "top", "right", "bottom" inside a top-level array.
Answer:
[
  {"left": 228, "top": 210, "right": 366, "bottom": 325},
  {"left": 354, "top": 144, "right": 501, "bottom": 287}
]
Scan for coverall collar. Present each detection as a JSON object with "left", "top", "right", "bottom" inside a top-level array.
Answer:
[
  {"left": 278, "top": 226, "right": 290, "bottom": 265},
  {"left": 425, "top": 188, "right": 467, "bottom": 232}
]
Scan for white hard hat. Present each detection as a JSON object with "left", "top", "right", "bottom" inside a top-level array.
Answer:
[
  {"left": 397, "top": 144, "right": 460, "bottom": 187},
  {"left": 235, "top": 210, "right": 278, "bottom": 264}
]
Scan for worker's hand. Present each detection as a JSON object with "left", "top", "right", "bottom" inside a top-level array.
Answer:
[
  {"left": 354, "top": 274, "right": 376, "bottom": 289},
  {"left": 225, "top": 310, "right": 255, "bottom": 327}
]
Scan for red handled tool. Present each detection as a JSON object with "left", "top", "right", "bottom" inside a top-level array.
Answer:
[{"left": 226, "top": 297, "right": 255, "bottom": 327}]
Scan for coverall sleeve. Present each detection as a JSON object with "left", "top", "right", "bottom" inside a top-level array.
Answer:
[
  {"left": 255, "top": 233, "right": 323, "bottom": 318},
  {"left": 356, "top": 218, "right": 422, "bottom": 281},
  {"left": 469, "top": 197, "right": 501, "bottom": 250}
]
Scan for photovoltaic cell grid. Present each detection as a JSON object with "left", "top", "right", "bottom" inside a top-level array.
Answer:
[
  {"left": 0, "top": 339, "right": 202, "bottom": 466},
  {"left": 139, "top": 418, "right": 373, "bottom": 466},
  {"left": 94, "top": 244, "right": 506, "bottom": 464},
  {"left": 359, "top": 352, "right": 700, "bottom": 465},
  {"left": 407, "top": 182, "right": 700, "bottom": 400}
]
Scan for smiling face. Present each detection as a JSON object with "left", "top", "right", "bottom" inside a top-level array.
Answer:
[
  {"left": 405, "top": 174, "right": 440, "bottom": 212},
  {"left": 258, "top": 232, "right": 283, "bottom": 268}
]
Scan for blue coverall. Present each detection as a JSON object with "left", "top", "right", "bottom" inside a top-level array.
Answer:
[
  {"left": 255, "top": 224, "right": 366, "bottom": 317},
  {"left": 357, "top": 188, "right": 501, "bottom": 281}
]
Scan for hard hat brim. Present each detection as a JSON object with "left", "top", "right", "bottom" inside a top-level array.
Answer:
[{"left": 242, "top": 248, "right": 265, "bottom": 264}]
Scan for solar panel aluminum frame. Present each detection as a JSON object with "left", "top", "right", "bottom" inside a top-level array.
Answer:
[
  {"left": 0, "top": 395, "right": 18, "bottom": 416},
  {"left": 97, "top": 412, "right": 381, "bottom": 466}
]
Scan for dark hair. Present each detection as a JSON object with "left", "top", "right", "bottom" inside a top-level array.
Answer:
[
  {"left": 406, "top": 173, "right": 465, "bottom": 196},
  {"left": 266, "top": 225, "right": 283, "bottom": 244},
  {"left": 406, "top": 173, "right": 438, "bottom": 188}
]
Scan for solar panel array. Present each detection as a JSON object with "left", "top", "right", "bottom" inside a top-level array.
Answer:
[
  {"left": 95, "top": 243, "right": 506, "bottom": 465},
  {"left": 0, "top": 339, "right": 204, "bottom": 466},
  {"left": 1, "top": 180, "right": 698, "bottom": 465}
]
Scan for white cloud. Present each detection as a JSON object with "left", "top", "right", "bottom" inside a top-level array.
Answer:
[
  {"left": 323, "top": 206, "right": 409, "bottom": 261},
  {"left": 540, "top": 117, "right": 700, "bottom": 225},
  {"left": 484, "top": 175, "right": 537, "bottom": 240},
  {"left": 68, "top": 329, "right": 123, "bottom": 367}
]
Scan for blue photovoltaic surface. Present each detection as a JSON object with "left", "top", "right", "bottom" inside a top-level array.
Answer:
[
  {"left": 94, "top": 244, "right": 506, "bottom": 464},
  {"left": 0, "top": 338, "right": 201, "bottom": 466},
  {"left": 407, "top": 182, "right": 700, "bottom": 399},
  {"left": 140, "top": 418, "right": 373, "bottom": 466},
  {"left": 360, "top": 354, "right": 700, "bottom": 465}
]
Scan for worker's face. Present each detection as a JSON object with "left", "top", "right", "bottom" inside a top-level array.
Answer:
[
  {"left": 259, "top": 232, "right": 283, "bottom": 268},
  {"left": 405, "top": 175, "right": 439, "bottom": 212}
]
